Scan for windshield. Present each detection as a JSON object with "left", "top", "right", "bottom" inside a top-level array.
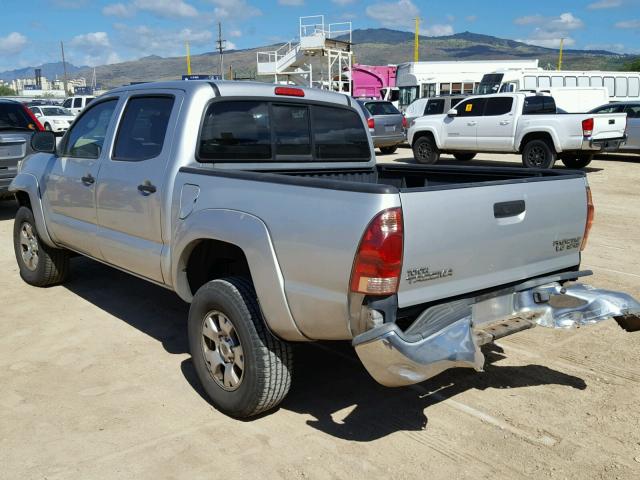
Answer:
[
  {"left": 0, "top": 103, "right": 35, "bottom": 130},
  {"left": 476, "top": 73, "right": 504, "bottom": 95},
  {"left": 42, "top": 107, "right": 70, "bottom": 116},
  {"left": 364, "top": 102, "right": 400, "bottom": 116},
  {"left": 399, "top": 86, "right": 419, "bottom": 108}
]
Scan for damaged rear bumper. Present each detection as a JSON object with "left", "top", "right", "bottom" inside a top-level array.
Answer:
[{"left": 353, "top": 273, "right": 640, "bottom": 387}]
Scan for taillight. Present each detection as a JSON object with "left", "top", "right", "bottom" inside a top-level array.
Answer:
[
  {"left": 274, "top": 86, "right": 304, "bottom": 97},
  {"left": 582, "top": 118, "right": 594, "bottom": 137},
  {"left": 23, "top": 105, "right": 44, "bottom": 131},
  {"left": 367, "top": 117, "right": 375, "bottom": 129},
  {"left": 581, "top": 186, "right": 595, "bottom": 251},
  {"left": 350, "top": 208, "right": 403, "bottom": 295},
  {"left": 402, "top": 116, "right": 408, "bottom": 129}
]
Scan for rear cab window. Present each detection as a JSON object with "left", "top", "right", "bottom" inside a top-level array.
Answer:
[
  {"left": 198, "top": 100, "right": 370, "bottom": 162},
  {"left": 0, "top": 102, "right": 36, "bottom": 130},
  {"left": 522, "top": 96, "right": 556, "bottom": 115}
]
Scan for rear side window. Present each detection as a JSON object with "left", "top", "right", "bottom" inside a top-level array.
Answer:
[
  {"left": 273, "top": 104, "right": 310, "bottom": 156},
  {"left": 62, "top": 99, "right": 117, "bottom": 159},
  {"left": 591, "top": 104, "right": 624, "bottom": 114},
  {"left": 456, "top": 98, "right": 486, "bottom": 117},
  {"left": 73, "top": 98, "right": 82, "bottom": 108},
  {"left": 424, "top": 99, "right": 444, "bottom": 115},
  {"left": 625, "top": 105, "right": 640, "bottom": 118},
  {"left": 312, "top": 106, "right": 370, "bottom": 160},
  {"left": 364, "top": 102, "right": 400, "bottom": 116},
  {"left": 113, "top": 96, "right": 174, "bottom": 161},
  {"left": 522, "top": 96, "right": 556, "bottom": 115},
  {"left": 199, "top": 101, "right": 271, "bottom": 161},
  {"left": 484, "top": 97, "right": 513, "bottom": 116},
  {"left": 0, "top": 103, "right": 33, "bottom": 129},
  {"left": 62, "top": 99, "right": 72, "bottom": 108}
]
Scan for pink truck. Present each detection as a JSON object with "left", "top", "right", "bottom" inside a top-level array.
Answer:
[{"left": 351, "top": 64, "right": 398, "bottom": 103}]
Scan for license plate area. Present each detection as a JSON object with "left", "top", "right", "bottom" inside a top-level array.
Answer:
[
  {"left": 0, "top": 143, "right": 25, "bottom": 160},
  {"left": 385, "top": 125, "right": 396, "bottom": 133}
]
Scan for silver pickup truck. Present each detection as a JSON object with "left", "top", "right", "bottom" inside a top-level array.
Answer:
[{"left": 10, "top": 81, "right": 640, "bottom": 418}]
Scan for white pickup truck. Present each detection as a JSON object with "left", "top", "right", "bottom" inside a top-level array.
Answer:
[{"left": 408, "top": 92, "right": 627, "bottom": 169}]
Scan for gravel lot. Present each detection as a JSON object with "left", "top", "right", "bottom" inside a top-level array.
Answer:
[{"left": 1, "top": 151, "right": 639, "bottom": 480}]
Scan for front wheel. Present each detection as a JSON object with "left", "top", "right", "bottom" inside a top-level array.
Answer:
[
  {"left": 379, "top": 145, "right": 398, "bottom": 155},
  {"left": 413, "top": 135, "right": 440, "bottom": 164},
  {"left": 13, "top": 206, "right": 70, "bottom": 286},
  {"left": 188, "top": 277, "right": 293, "bottom": 418},
  {"left": 521, "top": 139, "right": 557, "bottom": 169},
  {"left": 453, "top": 153, "right": 476, "bottom": 161},
  {"left": 561, "top": 154, "right": 593, "bottom": 169}
]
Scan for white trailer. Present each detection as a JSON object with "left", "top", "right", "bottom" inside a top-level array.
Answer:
[
  {"left": 396, "top": 60, "right": 539, "bottom": 110},
  {"left": 477, "top": 69, "right": 640, "bottom": 102}
]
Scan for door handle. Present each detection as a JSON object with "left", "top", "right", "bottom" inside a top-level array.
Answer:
[
  {"left": 467, "top": 121, "right": 477, "bottom": 126},
  {"left": 137, "top": 181, "right": 157, "bottom": 195},
  {"left": 494, "top": 200, "right": 526, "bottom": 218},
  {"left": 81, "top": 174, "right": 95, "bottom": 186},
  {"left": 499, "top": 121, "right": 511, "bottom": 125}
]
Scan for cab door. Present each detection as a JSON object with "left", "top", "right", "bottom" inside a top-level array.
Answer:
[
  {"left": 95, "top": 91, "right": 181, "bottom": 283},
  {"left": 475, "top": 96, "right": 516, "bottom": 151},
  {"left": 443, "top": 97, "right": 486, "bottom": 149}
]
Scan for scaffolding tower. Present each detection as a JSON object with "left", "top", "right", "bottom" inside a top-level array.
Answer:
[{"left": 256, "top": 15, "right": 353, "bottom": 94}]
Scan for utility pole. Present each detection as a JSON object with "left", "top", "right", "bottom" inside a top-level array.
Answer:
[
  {"left": 558, "top": 37, "right": 565, "bottom": 71},
  {"left": 414, "top": 17, "right": 420, "bottom": 62},
  {"left": 186, "top": 41, "right": 192, "bottom": 75},
  {"left": 216, "top": 22, "right": 226, "bottom": 80},
  {"left": 60, "top": 41, "right": 69, "bottom": 95}
]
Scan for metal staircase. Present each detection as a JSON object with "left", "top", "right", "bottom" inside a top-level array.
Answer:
[{"left": 256, "top": 15, "right": 353, "bottom": 94}]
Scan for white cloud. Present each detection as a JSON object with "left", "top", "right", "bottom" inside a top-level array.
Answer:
[
  {"left": 102, "top": 3, "right": 135, "bottom": 18},
  {"left": 133, "top": 0, "right": 198, "bottom": 18},
  {"left": 226, "top": 41, "right": 237, "bottom": 50},
  {"left": 278, "top": 0, "right": 303, "bottom": 5},
  {"left": 70, "top": 32, "right": 111, "bottom": 49},
  {"left": 113, "top": 24, "right": 214, "bottom": 58},
  {"left": 422, "top": 24, "right": 454, "bottom": 36},
  {"left": 366, "top": 0, "right": 419, "bottom": 29},
  {"left": 615, "top": 19, "right": 640, "bottom": 28},
  {"left": 465, "top": 15, "right": 477, "bottom": 22},
  {"left": 332, "top": 0, "right": 355, "bottom": 4},
  {"left": 0, "top": 32, "right": 28, "bottom": 55},
  {"left": 229, "top": 29, "right": 242, "bottom": 38},
  {"left": 514, "top": 14, "right": 544, "bottom": 25},
  {"left": 209, "top": 0, "right": 261, "bottom": 19},
  {"left": 587, "top": 0, "right": 622, "bottom": 9},
  {"left": 515, "top": 12, "right": 584, "bottom": 49},
  {"left": 584, "top": 42, "right": 626, "bottom": 52},
  {"left": 67, "top": 32, "right": 122, "bottom": 67}
]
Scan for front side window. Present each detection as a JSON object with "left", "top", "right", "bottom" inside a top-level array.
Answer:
[
  {"left": 273, "top": 104, "right": 310, "bottom": 156},
  {"left": 456, "top": 98, "right": 487, "bottom": 117},
  {"left": 62, "top": 99, "right": 72, "bottom": 108},
  {"left": 62, "top": 99, "right": 117, "bottom": 159},
  {"left": 625, "top": 105, "right": 640, "bottom": 118},
  {"left": 113, "top": 96, "right": 174, "bottom": 161},
  {"left": 199, "top": 101, "right": 271, "bottom": 161},
  {"left": 424, "top": 99, "right": 445, "bottom": 115},
  {"left": 484, "top": 97, "right": 514, "bottom": 116},
  {"left": 312, "top": 106, "right": 369, "bottom": 160}
]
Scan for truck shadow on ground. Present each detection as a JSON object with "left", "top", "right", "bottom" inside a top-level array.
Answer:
[
  {"left": 64, "top": 256, "right": 586, "bottom": 442},
  {"left": 0, "top": 198, "right": 17, "bottom": 221}
]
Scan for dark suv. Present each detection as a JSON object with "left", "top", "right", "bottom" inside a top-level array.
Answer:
[{"left": 0, "top": 99, "right": 43, "bottom": 197}]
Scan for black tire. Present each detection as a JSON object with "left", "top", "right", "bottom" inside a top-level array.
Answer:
[
  {"left": 521, "top": 139, "right": 557, "bottom": 169},
  {"left": 188, "top": 277, "right": 293, "bottom": 418},
  {"left": 453, "top": 153, "right": 476, "bottom": 161},
  {"left": 413, "top": 135, "right": 440, "bottom": 164},
  {"left": 379, "top": 145, "right": 398, "bottom": 155},
  {"left": 561, "top": 154, "right": 593, "bottom": 169},
  {"left": 13, "top": 206, "right": 69, "bottom": 287},
  {"left": 44, "top": 123, "right": 52, "bottom": 131}
]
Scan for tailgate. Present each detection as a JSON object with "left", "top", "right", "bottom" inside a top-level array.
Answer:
[
  {"left": 398, "top": 176, "right": 588, "bottom": 308},
  {"left": 374, "top": 114, "right": 403, "bottom": 136},
  {"left": 591, "top": 113, "right": 627, "bottom": 140},
  {"left": 0, "top": 133, "right": 28, "bottom": 169}
]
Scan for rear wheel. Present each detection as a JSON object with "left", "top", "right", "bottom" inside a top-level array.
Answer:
[
  {"left": 453, "top": 153, "right": 476, "bottom": 161},
  {"left": 522, "top": 139, "right": 557, "bottom": 169},
  {"left": 13, "top": 206, "right": 69, "bottom": 286},
  {"left": 379, "top": 146, "right": 398, "bottom": 155},
  {"left": 561, "top": 154, "right": 593, "bottom": 169},
  {"left": 413, "top": 135, "right": 440, "bottom": 164},
  {"left": 188, "top": 277, "right": 293, "bottom": 418}
]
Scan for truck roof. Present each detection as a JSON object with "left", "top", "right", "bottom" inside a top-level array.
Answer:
[{"left": 105, "top": 80, "right": 352, "bottom": 106}]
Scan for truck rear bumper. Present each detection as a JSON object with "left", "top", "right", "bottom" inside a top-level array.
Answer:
[
  {"left": 581, "top": 135, "right": 627, "bottom": 152},
  {"left": 353, "top": 275, "right": 640, "bottom": 387}
]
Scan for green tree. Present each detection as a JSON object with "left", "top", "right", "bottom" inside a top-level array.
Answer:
[
  {"left": 623, "top": 58, "right": 640, "bottom": 72},
  {"left": 0, "top": 85, "right": 16, "bottom": 96}
]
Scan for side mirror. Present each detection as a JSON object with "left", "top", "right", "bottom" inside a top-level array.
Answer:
[
  {"left": 447, "top": 108, "right": 458, "bottom": 117},
  {"left": 31, "top": 131, "right": 57, "bottom": 154},
  {"left": 34, "top": 112, "right": 42, "bottom": 118}
]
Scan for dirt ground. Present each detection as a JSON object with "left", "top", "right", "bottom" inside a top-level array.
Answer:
[{"left": 1, "top": 151, "right": 639, "bottom": 480}]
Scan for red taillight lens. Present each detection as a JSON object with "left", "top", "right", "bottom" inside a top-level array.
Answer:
[
  {"left": 581, "top": 186, "right": 595, "bottom": 251},
  {"left": 367, "top": 117, "right": 375, "bottom": 129},
  {"left": 582, "top": 118, "right": 594, "bottom": 137},
  {"left": 402, "top": 116, "right": 408, "bottom": 129},
  {"left": 350, "top": 208, "right": 403, "bottom": 295},
  {"left": 23, "top": 105, "right": 44, "bottom": 131},
  {"left": 274, "top": 86, "right": 305, "bottom": 97}
]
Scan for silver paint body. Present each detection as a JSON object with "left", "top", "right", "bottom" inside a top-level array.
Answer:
[{"left": 10, "top": 80, "right": 630, "bottom": 350}]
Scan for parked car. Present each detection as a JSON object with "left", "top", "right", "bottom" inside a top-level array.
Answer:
[
  {"left": 357, "top": 99, "right": 406, "bottom": 154},
  {"left": 589, "top": 102, "right": 640, "bottom": 154},
  {"left": 404, "top": 94, "right": 468, "bottom": 127},
  {"left": 409, "top": 92, "right": 628, "bottom": 168},
  {"left": 29, "top": 106, "right": 75, "bottom": 134},
  {"left": 0, "top": 99, "right": 42, "bottom": 197},
  {"left": 11, "top": 81, "right": 640, "bottom": 418},
  {"left": 62, "top": 95, "right": 95, "bottom": 116}
]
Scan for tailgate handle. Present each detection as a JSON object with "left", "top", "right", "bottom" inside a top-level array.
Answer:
[
  {"left": 609, "top": 119, "right": 615, "bottom": 124},
  {"left": 494, "top": 200, "right": 525, "bottom": 218}
]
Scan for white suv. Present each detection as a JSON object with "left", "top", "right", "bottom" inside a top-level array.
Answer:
[{"left": 62, "top": 96, "right": 95, "bottom": 116}]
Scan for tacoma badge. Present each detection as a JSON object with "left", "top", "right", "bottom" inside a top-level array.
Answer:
[{"left": 406, "top": 267, "right": 453, "bottom": 284}]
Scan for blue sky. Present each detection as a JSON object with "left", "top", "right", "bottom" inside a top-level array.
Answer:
[{"left": 0, "top": 0, "right": 639, "bottom": 71}]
